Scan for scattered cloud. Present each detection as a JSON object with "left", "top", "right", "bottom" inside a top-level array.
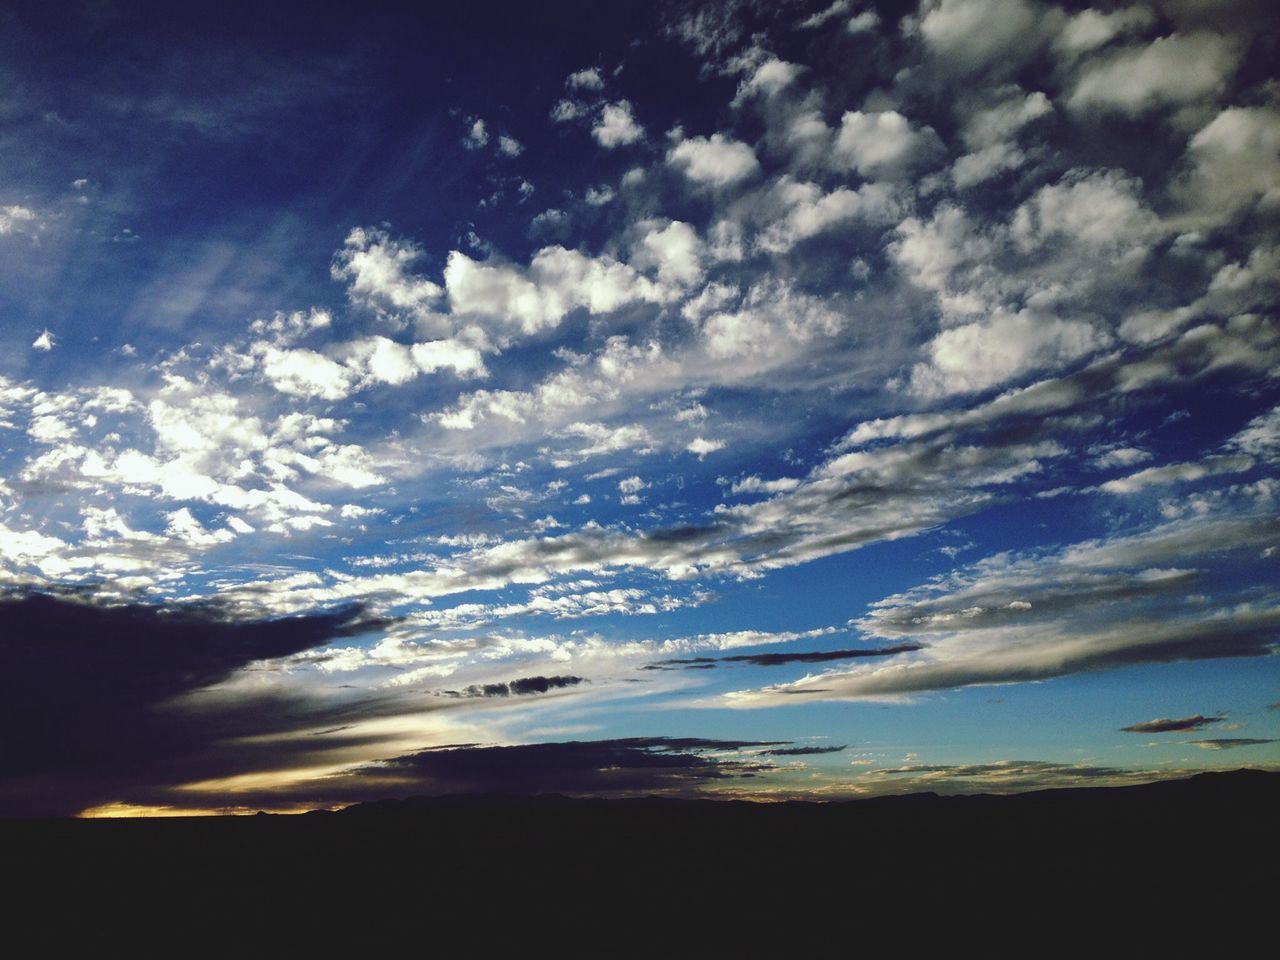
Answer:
[{"left": 1122, "top": 715, "right": 1224, "bottom": 734}]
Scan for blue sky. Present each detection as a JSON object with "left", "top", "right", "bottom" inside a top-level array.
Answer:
[{"left": 1, "top": 0, "right": 1277, "bottom": 816}]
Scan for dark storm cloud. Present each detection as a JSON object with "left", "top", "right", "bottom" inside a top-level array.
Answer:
[
  {"left": 0, "top": 590, "right": 380, "bottom": 815},
  {"left": 1121, "top": 715, "right": 1224, "bottom": 734},
  {"left": 441, "top": 675, "right": 587, "bottom": 698},
  {"left": 643, "top": 644, "right": 920, "bottom": 670},
  {"left": 357, "top": 737, "right": 787, "bottom": 796}
]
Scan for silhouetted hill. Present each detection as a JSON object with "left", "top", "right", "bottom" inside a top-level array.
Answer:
[{"left": 3, "top": 769, "right": 1274, "bottom": 951}]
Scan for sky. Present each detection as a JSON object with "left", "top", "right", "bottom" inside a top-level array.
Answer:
[{"left": 0, "top": 0, "right": 1277, "bottom": 817}]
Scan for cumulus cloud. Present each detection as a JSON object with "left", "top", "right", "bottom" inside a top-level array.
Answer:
[
  {"left": 593, "top": 101, "right": 644, "bottom": 147},
  {"left": 952, "top": 88, "right": 1052, "bottom": 187},
  {"left": 1178, "top": 106, "right": 1280, "bottom": 218},
  {"left": 31, "top": 330, "right": 55, "bottom": 352},
  {"left": 332, "top": 227, "right": 443, "bottom": 325},
  {"left": 567, "top": 67, "right": 604, "bottom": 90},
  {"left": 846, "top": 10, "right": 880, "bottom": 34},
  {"left": 919, "top": 0, "right": 1050, "bottom": 78},
  {"left": 1054, "top": 5, "right": 1156, "bottom": 57},
  {"left": 1067, "top": 33, "right": 1239, "bottom": 116},
  {"left": 1011, "top": 169, "right": 1160, "bottom": 255},
  {"left": 907, "top": 309, "right": 1107, "bottom": 398},
  {"left": 444, "top": 246, "right": 668, "bottom": 339},
  {"left": 732, "top": 56, "right": 803, "bottom": 106},
  {"left": 462, "top": 117, "right": 489, "bottom": 149},
  {"left": 833, "top": 111, "right": 944, "bottom": 179},
  {"left": 756, "top": 178, "right": 901, "bottom": 253},
  {"left": 667, "top": 133, "right": 760, "bottom": 188},
  {"left": 631, "top": 220, "right": 704, "bottom": 287}
]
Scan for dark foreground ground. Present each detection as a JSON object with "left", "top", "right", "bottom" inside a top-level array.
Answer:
[{"left": 3, "top": 769, "right": 1276, "bottom": 951}]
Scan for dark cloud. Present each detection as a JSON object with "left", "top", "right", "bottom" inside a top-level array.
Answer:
[
  {"left": 764, "top": 745, "right": 846, "bottom": 756},
  {"left": 1122, "top": 715, "right": 1224, "bottom": 734},
  {"left": 724, "top": 645, "right": 922, "bottom": 667},
  {"left": 643, "top": 644, "right": 920, "bottom": 670},
  {"left": 1189, "top": 738, "right": 1277, "bottom": 751},
  {"left": 441, "top": 675, "right": 587, "bottom": 698},
  {"left": 0, "top": 590, "right": 379, "bottom": 815},
  {"left": 357, "top": 737, "right": 787, "bottom": 797}
]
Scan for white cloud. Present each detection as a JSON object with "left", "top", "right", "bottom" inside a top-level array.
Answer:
[
  {"left": 551, "top": 99, "right": 584, "bottom": 122},
  {"left": 908, "top": 309, "right": 1108, "bottom": 398},
  {"left": 584, "top": 185, "right": 615, "bottom": 206},
  {"left": 919, "top": 0, "right": 1047, "bottom": 77},
  {"left": 593, "top": 101, "right": 644, "bottom": 148},
  {"left": 632, "top": 220, "right": 704, "bottom": 287},
  {"left": 1, "top": 205, "right": 38, "bottom": 235},
  {"left": 1054, "top": 5, "right": 1156, "bottom": 57},
  {"left": 331, "top": 226, "right": 443, "bottom": 323},
  {"left": 1090, "top": 446, "right": 1152, "bottom": 470},
  {"left": 32, "top": 329, "right": 55, "bottom": 351},
  {"left": 706, "top": 220, "right": 745, "bottom": 262},
  {"left": 1067, "top": 33, "right": 1239, "bottom": 116},
  {"left": 1179, "top": 106, "right": 1280, "bottom": 217},
  {"left": 890, "top": 203, "right": 992, "bottom": 296},
  {"left": 797, "top": 0, "right": 850, "bottom": 30},
  {"left": 249, "top": 308, "right": 332, "bottom": 344},
  {"left": 833, "top": 111, "right": 943, "bottom": 179},
  {"left": 756, "top": 177, "right": 901, "bottom": 253},
  {"left": 729, "top": 475, "right": 802, "bottom": 496},
  {"left": 618, "top": 474, "right": 648, "bottom": 504},
  {"left": 346, "top": 336, "right": 419, "bottom": 386},
  {"left": 444, "top": 246, "right": 667, "bottom": 339},
  {"left": 952, "top": 143, "right": 1025, "bottom": 188},
  {"left": 556, "top": 422, "right": 655, "bottom": 462},
  {"left": 687, "top": 437, "right": 725, "bottom": 458},
  {"left": 463, "top": 117, "right": 489, "bottom": 149},
  {"left": 1100, "top": 455, "right": 1256, "bottom": 494},
  {"left": 952, "top": 88, "right": 1051, "bottom": 187},
  {"left": 567, "top": 67, "right": 604, "bottom": 90},
  {"left": 961, "top": 89, "right": 1052, "bottom": 150},
  {"left": 667, "top": 133, "right": 760, "bottom": 188},
  {"left": 257, "top": 346, "right": 354, "bottom": 400},
  {"left": 498, "top": 135, "right": 523, "bottom": 157},
  {"left": 846, "top": 10, "right": 880, "bottom": 34},
  {"left": 1011, "top": 169, "right": 1160, "bottom": 255},
  {"left": 699, "top": 282, "right": 842, "bottom": 361},
  {"left": 410, "top": 339, "right": 487, "bottom": 378},
  {"left": 681, "top": 282, "right": 738, "bottom": 322},
  {"left": 732, "top": 57, "right": 802, "bottom": 106},
  {"left": 166, "top": 507, "right": 235, "bottom": 547},
  {"left": 718, "top": 505, "right": 1280, "bottom": 705},
  {"left": 1230, "top": 405, "right": 1280, "bottom": 462}
]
